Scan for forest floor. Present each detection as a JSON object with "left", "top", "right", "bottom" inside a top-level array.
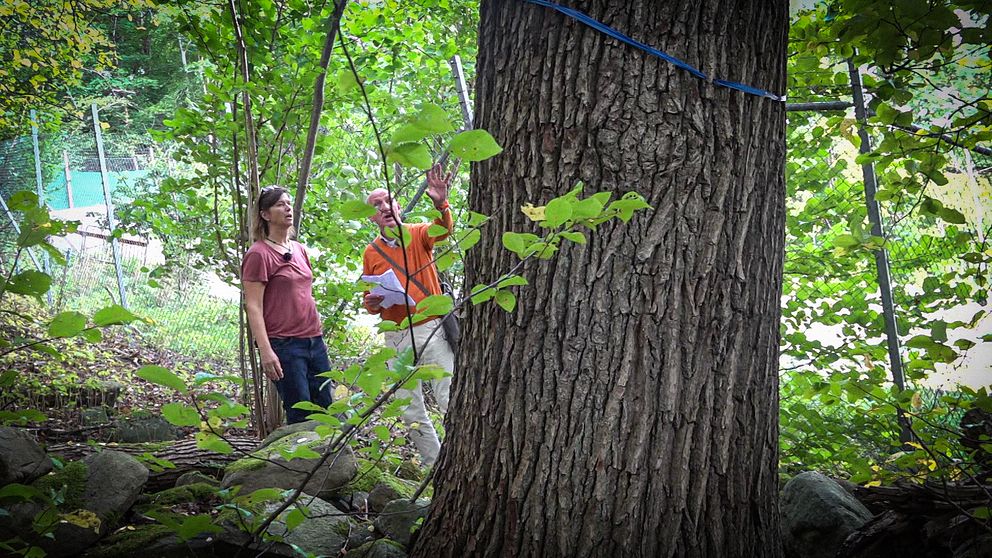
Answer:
[
  {"left": 1, "top": 296, "right": 248, "bottom": 443},
  {"left": 0, "top": 295, "right": 433, "bottom": 464}
]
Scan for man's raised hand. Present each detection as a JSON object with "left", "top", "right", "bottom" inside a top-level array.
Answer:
[{"left": 426, "top": 163, "right": 451, "bottom": 209}]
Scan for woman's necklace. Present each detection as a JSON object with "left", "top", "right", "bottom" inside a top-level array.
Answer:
[{"left": 266, "top": 237, "right": 291, "bottom": 251}]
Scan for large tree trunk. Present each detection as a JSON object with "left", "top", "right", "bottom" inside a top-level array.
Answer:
[{"left": 412, "top": 1, "right": 787, "bottom": 557}]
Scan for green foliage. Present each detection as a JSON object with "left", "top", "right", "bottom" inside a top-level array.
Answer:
[{"left": 782, "top": 1, "right": 991, "bottom": 485}]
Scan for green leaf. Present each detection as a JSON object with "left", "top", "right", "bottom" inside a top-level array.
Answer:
[
  {"left": 436, "top": 252, "right": 457, "bottom": 272},
  {"left": 285, "top": 508, "right": 307, "bottom": 532},
  {"left": 954, "top": 339, "right": 976, "bottom": 350},
  {"left": 373, "top": 425, "right": 391, "bottom": 442},
  {"left": 502, "top": 232, "right": 526, "bottom": 254},
  {"left": 0, "top": 409, "right": 47, "bottom": 425},
  {"left": 607, "top": 192, "right": 651, "bottom": 223},
  {"left": 387, "top": 143, "right": 433, "bottom": 170},
  {"left": 341, "top": 199, "right": 376, "bottom": 220},
  {"left": 411, "top": 103, "right": 454, "bottom": 133},
  {"left": 390, "top": 124, "right": 429, "bottom": 145},
  {"left": 906, "top": 335, "right": 934, "bottom": 349},
  {"left": 937, "top": 207, "right": 967, "bottom": 225},
  {"left": 8, "top": 191, "right": 40, "bottom": 210},
  {"left": 195, "top": 432, "right": 233, "bottom": 454},
  {"left": 543, "top": 197, "right": 573, "bottom": 228},
  {"left": 448, "top": 130, "right": 503, "bottom": 162},
  {"left": 176, "top": 515, "right": 223, "bottom": 541},
  {"left": 278, "top": 446, "right": 322, "bottom": 461},
  {"left": 81, "top": 329, "right": 102, "bottom": 343},
  {"left": 496, "top": 275, "right": 528, "bottom": 288},
  {"left": 161, "top": 403, "right": 200, "bottom": 427},
  {"left": 470, "top": 284, "right": 496, "bottom": 305},
  {"left": 47, "top": 312, "right": 87, "bottom": 338},
  {"left": 427, "top": 224, "right": 449, "bottom": 238},
  {"left": 0, "top": 483, "right": 45, "bottom": 503},
  {"left": 417, "top": 294, "right": 453, "bottom": 317},
  {"left": 291, "top": 401, "right": 326, "bottom": 413},
  {"left": 93, "top": 305, "right": 139, "bottom": 326},
  {"left": 559, "top": 231, "right": 586, "bottom": 245},
  {"left": 3, "top": 270, "right": 51, "bottom": 298},
  {"left": 467, "top": 212, "right": 488, "bottom": 227},
  {"left": 135, "top": 365, "right": 188, "bottom": 394},
  {"left": 832, "top": 234, "right": 860, "bottom": 248},
  {"left": 572, "top": 197, "right": 605, "bottom": 220},
  {"left": 495, "top": 290, "right": 516, "bottom": 312},
  {"left": 335, "top": 69, "right": 359, "bottom": 93},
  {"left": 458, "top": 228, "right": 481, "bottom": 251}
]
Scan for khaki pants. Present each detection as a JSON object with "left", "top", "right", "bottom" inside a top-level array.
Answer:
[{"left": 383, "top": 320, "right": 454, "bottom": 466}]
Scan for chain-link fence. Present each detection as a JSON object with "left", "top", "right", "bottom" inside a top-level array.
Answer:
[
  {"left": 0, "top": 135, "right": 44, "bottom": 272},
  {"left": 783, "top": 56, "right": 990, "bottom": 392},
  {"left": 1, "top": 107, "right": 240, "bottom": 366}
]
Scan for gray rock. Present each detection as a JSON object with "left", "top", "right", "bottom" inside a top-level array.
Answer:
[
  {"left": 374, "top": 498, "right": 430, "bottom": 548},
  {"left": 110, "top": 414, "right": 179, "bottom": 443},
  {"left": 346, "top": 520, "right": 376, "bottom": 550},
  {"left": 258, "top": 420, "right": 323, "bottom": 449},
  {"left": 349, "top": 538, "right": 408, "bottom": 558},
  {"left": 174, "top": 471, "right": 219, "bottom": 487},
  {"left": 781, "top": 471, "right": 873, "bottom": 558},
  {"left": 0, "top": 426, "right": 52, "bottom": 486},
  {"left": 217, "top": 493, "right": 352, "bottom": 557},
  {"left": 368, "top": 483, "right": 403, "bottom": 513},
  {"left": 6, "top": 451, "right": 150, "bottom": 558},
  {"left": 221, "top": 430, "right": 357, "bottom": 501},
  {"left": 82, "top": 526, "right": 217, "bottom": 558},
  {"left": 80, "top": 407, "right": 110, "bottom": 427}
]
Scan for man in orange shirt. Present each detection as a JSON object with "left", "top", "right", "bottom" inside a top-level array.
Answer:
[{"left": 362, "top": 164, "right": 454, "bottom": 466}]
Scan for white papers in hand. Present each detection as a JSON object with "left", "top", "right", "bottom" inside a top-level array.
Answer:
[{"left": 361, "top": 269, "right": 415, "bottom": 309}]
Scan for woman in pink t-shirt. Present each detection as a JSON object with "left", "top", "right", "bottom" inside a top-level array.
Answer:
[{"left": 242, "top": 186, "right": 331, "bottom": 424}]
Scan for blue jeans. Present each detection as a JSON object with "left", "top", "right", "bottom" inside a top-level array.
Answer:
[{"left": 269, "top": 336, "right": 333, "bottom": 424}]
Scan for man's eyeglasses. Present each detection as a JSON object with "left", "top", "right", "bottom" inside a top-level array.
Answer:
[{"left": 260, "top": 185, "right": 282, "bottom": 195}]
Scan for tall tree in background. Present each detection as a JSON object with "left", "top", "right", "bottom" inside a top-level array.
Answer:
[{"left": 413, "top": 1, "right": 788, "bottom": 556}]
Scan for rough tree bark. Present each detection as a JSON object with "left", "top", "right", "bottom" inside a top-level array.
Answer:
[{"left": 412, "top": 1, "right": 787, "bottom": 557}]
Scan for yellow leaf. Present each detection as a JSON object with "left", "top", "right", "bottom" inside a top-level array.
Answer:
[
  {"left": 20, "top": 58, "right": 32, "bottom": 67},
  {"left": 520, "top": 203, "right": 545, "bottom": 222},
  {"left": 864, "top": 480, "right": 881, "bottom": 487},
  {"left": 62, "top": 510, "right": 101, "bottom": 533},
  {"left": 333, "top": 384, "right": 349, "bottom": 400},
  {"left": 911, "top": 392, "right": 923, "bottom": 409},
  {"left": 100, "top": 122, "right": 110, "bottom": 130}
]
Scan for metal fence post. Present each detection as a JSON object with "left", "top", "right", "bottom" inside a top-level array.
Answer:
[
  {"left": 91, "top": 103, "right": 129, "bottom": 309},
  {"left": 847, "top": 59, "right": 912, "bottom": 445},
  {"left": 449, "top": 54, "right": 474, "bottom": 129},
  {"left": 63, "top": 151, "right": 74, "bottom": 208},
  {"left": 30, "top": 110, "right": 53, "bottom": 305}
]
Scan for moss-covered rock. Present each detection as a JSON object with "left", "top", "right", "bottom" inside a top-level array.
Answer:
[
  {"left": 224, "top": 430, "right": 325, "bottom": 474},
  {"left": 346, "top": 460, "right": 420, "bottom": 497},
  {"left": 137, "top": 482, "right": 219, "bottom": 510},
  {"left": 2, "top": 450, "right": 149, "bottom": 558},
  {"left": 33, "top": 460, "right": 89, "bottom": 511},
  {"left": 221, "top": 431, "right": 357, "bottom": 501},
  {"left": 82, "top": 524, "right": 174, "bottom": 558}
]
